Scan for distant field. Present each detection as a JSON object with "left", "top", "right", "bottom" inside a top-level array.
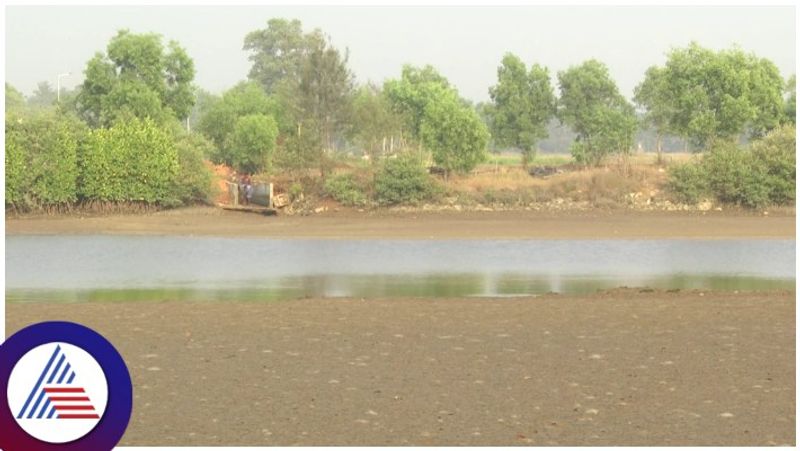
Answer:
[{"left": 485, "top": 151, "right": 697, "bottom": 168}]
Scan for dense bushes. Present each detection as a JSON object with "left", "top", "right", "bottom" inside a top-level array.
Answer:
[
  {"left": 174, "top": 133, "right": 216, "bottom": 204},
  {"left": 324, "top": 174, "right": 368, "bottom": 206},
  {"left": 5, "top": 111, "right": 84, "bottom": 208},
  {"left": 6, "top": 114, "right": 213, "bottom": 211},
  {"left": 375, "top": 154, "right": 438, "bottom": 205},
  {"left": 750, "top": 125, "right": 795, "bottom": 204},
  {"left": 667, "top": 161, "right": 708, "bottom": 204},
  {"left": 668, "top": 125, "right": 795, "bottom": 208},
  {"left": 79, "top": 118, "right": 180, "bottom": 204}
]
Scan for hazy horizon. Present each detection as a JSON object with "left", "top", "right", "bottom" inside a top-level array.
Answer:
[{"left": 5, "top": 5, "right": 796, "bottom": 102}]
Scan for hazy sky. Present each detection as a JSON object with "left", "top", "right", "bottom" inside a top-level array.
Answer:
[{"left": 5, "top": 5, "right": 796, "bottom": 102}]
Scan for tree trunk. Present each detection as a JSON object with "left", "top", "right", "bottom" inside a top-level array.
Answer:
[{"left": 656, "top": 133, "right": 663, "bottom": 165}]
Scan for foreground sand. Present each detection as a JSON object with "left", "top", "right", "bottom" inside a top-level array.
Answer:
[
  {"left": 6, "top": 289, "right": 795, "bottom": 446},
  {"left": 6, "top": 207, "right": 796, "bottom": 239}
]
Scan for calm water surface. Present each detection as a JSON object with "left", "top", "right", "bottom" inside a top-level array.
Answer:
[{"left": 5, "top": 236, "right": 795, "bottom": 302}]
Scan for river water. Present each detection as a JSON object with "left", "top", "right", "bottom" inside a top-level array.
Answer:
[{"left": 5, "top": 235, "right": 795, "bottom": 302}]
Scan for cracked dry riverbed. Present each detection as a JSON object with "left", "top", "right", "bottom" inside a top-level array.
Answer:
[{"left": 5, "top": 289, "right": 795, "bottom": 446}]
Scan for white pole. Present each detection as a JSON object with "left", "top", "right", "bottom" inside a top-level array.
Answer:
[{"left": 57, "top": 72, "right": 71, "bottom": 103}]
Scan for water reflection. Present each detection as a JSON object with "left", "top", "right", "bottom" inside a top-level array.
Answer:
[
  {"left": 5, "top": 236, "right": 795, "bottom": 303},
  {"left": 6, "top": 273, "right": 794, "bottom": 304}
]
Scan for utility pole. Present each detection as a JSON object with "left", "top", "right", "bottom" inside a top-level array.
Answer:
[{"left": 57, "top": 72, "right": 71, "bottom": 103}]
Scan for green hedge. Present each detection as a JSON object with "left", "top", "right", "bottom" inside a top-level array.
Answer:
[
  {"left": 5, "top": 111, "right": 82, "bottom": 208},
  {"left": 78, "top": 118, "right": 179, "bottom": 204}
]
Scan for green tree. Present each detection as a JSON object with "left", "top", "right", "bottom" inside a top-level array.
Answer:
[
  {"left": 421, "top": 93, "right": 489, "bottom": 176},
  {"left": 293, "top": 34, "right": 355, "bottom": 154},
  {"left": 75, "top": 30, "right": 196, "bottom": 127},
  {"left": 6, "top": 83, "right": 26, "bottom": 113},
  {"left": 639, "top": 43, "right": 785, "bottom": 147},
  {"left": 28, "top": 81, "right": 58, "bottom": 108},
  {"left": 633, "top": 66, "right": 672, "bottom": 162},
  {"left": 384, "top": 64, "right": 456, "bottom": 141},
  {"left": 785, "top": 74, "right": 796, "bottom": 125},
  {"left": 557, "top": 59, "right": 637, "bottom": 166},
  {"left": 197, "top": 81, "right": 284, "bottom": 168},
  {"left": 487, "top": 53, "right": 556, "bottom": 166},
  {"left": 224, "top": 114, "right": 279, "bottom": 173},
  {"left": 348, "top": 84, "right": 403, "bottom": 164},
  {"left": 188, "top": 89, "right": 220, "bottom": 133},
  {"left": 243, "top": 18, "right": 314, "bottom": 94},
  {"left": 198, "top": 82, "right": 280, "bottom": 147}
]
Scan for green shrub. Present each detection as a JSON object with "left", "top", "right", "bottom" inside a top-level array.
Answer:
[
  {"left": 5, "top": 111, "right": 83, "bottom": 208},
  {"left": 375, "top": 154, "right": 438, "bottom": 205},
  {"left": 702, "top": 141, "right": 769, "bottom": 208},
  {"left": 667, "top": 161, "right": 709, "bottom": 204},
  {"left": 222, "top": 113, "right": 279, "bottom": 173},
  {"left": 750, "top": 124, "right": 795, "bottom": 204},
  {"left": 5, "top": 121, "right": 26, "bottom": 206},
  {"left": 324, "top": 174, "right": 368, "bottom": 207},
  {"left": 288, "top": 182, "right": 304, "bottom": 201},
  {"left": 174, "top": 133, "right": 215, "bottom": 204},
  {"left": 79, "top": 118, "right": 179, "bottom": 204}
]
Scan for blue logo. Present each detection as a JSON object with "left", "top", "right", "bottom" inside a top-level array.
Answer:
[{"left": 0, "top": 322, "right": 132, "bottom": 451}]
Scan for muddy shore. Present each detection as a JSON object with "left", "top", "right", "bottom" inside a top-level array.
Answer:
[
  {"left": 5, "top": 207, "right": 795, "bottom": 239},
  {"left": 5, "top": 289, "right": 795, "bottom": 446}
]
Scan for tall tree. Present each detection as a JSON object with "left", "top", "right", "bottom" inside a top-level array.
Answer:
[
  {"left": 637, "top": 42, "right": 785, "bottom": 147},
  {"left": 557, "top": 59, "right": 637, "bottom": 166},
  {"left": 28, "top": 81, "right": 58, "bottom": 108},
  {"left": 243, "top": 18, "right": 314, "bottom": 94},
  {"left": 384, "top": 64, "right": 456, "bottom": 142},
  {"left": 293, "top": 34, "right": 355, "bottom": 154},
  {"left": 487, "top": 53, "right": 556, "bottom": 167},
  {"left": 634, "top": 66, "right": 672, "bottom": 162},
  {"left": 75, "top": 30, "right": 196, "bottom": 127},
  {"left": 348, "top": 84, "right": 404, "bottom": 164}
]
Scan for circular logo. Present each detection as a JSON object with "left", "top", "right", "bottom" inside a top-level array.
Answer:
[
  {"left": 8, "top": 343, "right": 109, "bottom": 443},
  {"left": 0, "top": 322, "right": 132, "bottom": 451}
]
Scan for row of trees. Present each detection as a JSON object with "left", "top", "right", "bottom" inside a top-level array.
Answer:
[
  {"left": 6, "top": 31, "right": 211, "bottom": 210},
  {"left": 5, "top": 19, "right": 797, "bottom": 210},
  {"left": 484, "top": 44, "right": 795, "bottom": 167}
]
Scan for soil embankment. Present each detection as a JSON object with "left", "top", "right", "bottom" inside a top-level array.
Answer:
[{"left": 5, "top": 207, "right": 795, "bottom": 239}]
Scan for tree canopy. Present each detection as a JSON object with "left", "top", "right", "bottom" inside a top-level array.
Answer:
[
  {"left": 28, "top": 81, "right": 58, "bottom": 108},
  {"left": 487, "top": 53, "right": 556, "bottom": 165},
  {"left": 421, "top": 93, "right": 489, "bottom": 175},
  {"left": 197, "top": 81, "right": 284, "bottom": 173},
  {"left": 243, "top": 18, "right": 322, "bottom": 94},
  {"left": 558, "top": 59, "right": 637, "bottom": 165},
  {"left": 75, "top": 30, "right": 196, "bottom": 127},
  {"left": 636, "top": 42, "right": 785, "bottom": 147},
  {"left": 384, "top": 64, "right": 457, "bottom": 142}
]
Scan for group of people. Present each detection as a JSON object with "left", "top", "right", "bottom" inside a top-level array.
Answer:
[{"left": 232, "top": 172, "right": 254, "bottom": 205}]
